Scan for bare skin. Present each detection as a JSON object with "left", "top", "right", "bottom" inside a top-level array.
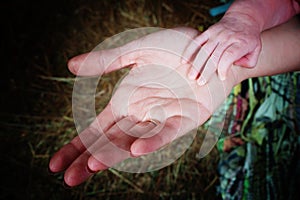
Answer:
[
  {"left": 184, "top": 0, "right": 300, "bottom": 84},
  {"left": 49, "top": 17, "right": 300, "bottom": 187}
]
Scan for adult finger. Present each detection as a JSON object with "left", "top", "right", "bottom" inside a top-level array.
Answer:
[
  {"left": 68, "top": 40, "right": 141, "bottom": 76},
  {"left": 130, "top": 116, "right": 191, "bottom": 156},
  {"left": 87, "top": 117, "right": 138, "bottom": 172},
  {"left": 49, "top": 128, "right": 97, "bottom": 173},
  {"left": 49, "top": 126, "right": 101, "bottom": 173},
  {"left": 62, "top": 115, "right": 138, "bottom": 186},
  {"left": 63, "top": 150, "right": 95, "bottom": 187},
  {"left": 127, "top": 120, "right": 158, "bottom": 138},
  {"left": 87, "top": 119, "right": 164, "bottom": 172},
  {"left": 129, "top": 97, "right": 212, "bottom": 157},
  {"left": 49, "top": 103, "right": 118, "bottom": 173}
]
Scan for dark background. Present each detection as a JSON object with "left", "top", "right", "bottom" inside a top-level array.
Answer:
[{"left": 0, "top": 1, "right": 222, "bottom": 199}]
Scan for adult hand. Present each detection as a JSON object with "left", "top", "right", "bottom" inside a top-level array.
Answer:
[
  {"left": 49, "top": 27, "right": 234, "bottom": 187},
  {"left": 183, "top": 13, "right": 262, "bottom": 85}
]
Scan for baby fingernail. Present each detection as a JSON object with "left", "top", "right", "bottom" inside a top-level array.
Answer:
[
  {"left": 219, "top": 74, "right": 226, "bottom": 81},
  {"left": 181, "top": 58, "right": 188, "bottom": 64},
  {"left": 188, "top": 69, "right": 198, "bottom": 79},
  {"left": 197, "top": 77, "right": 206, "bottom": 86}
]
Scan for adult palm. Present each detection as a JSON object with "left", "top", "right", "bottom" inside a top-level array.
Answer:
[{"left": 49, "top": 27, "right": 235, "bottom": 186}]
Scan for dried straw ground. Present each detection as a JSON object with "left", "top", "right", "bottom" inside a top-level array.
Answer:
[{"left": 1, "top": 0, "right": 223, "bottom": 199}]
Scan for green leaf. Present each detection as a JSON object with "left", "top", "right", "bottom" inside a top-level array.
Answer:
[{"left": 250, "top": 126, "right": 267, "bottom": 145}]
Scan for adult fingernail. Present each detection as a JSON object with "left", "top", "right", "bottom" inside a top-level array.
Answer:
[
  {"left": 130, "top": 144, "right": 147, "bottom": 157},
  {"left": 88, "top": 160, "right": 98, "bottom": 172},
  {"left": 88, "top": 158, "right": 107, "bottom": 172},
  {"left": 63, "top": 181, "right": 72, "bottom": 189},
  {"left": 47, "top": 166, "right": 56, "bottom": 175},
  {"left": 86, "top": 165, "right": 98, "bottom": 173},
  {"left": 68, "top": 59, "right": 79, "bottom": 74}
]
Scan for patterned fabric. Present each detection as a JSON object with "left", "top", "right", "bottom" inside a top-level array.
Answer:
[{"left": 211, "top": 73, "right": 300, "bottom": 200}]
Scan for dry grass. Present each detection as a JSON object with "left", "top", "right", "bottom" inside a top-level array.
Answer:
[{"left": 1, "top": 0, "right": 224, "bottom": 199}]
